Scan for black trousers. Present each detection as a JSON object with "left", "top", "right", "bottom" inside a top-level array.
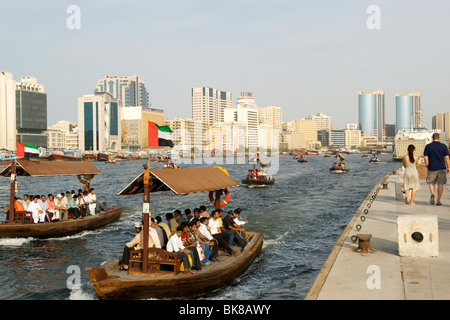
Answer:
[
  {"left": 69, "top": 207, "right": 80, "bottom": 218},
  {"left": 212, "top": 233, "right": 233, "bottom": 254},
  {"left": 120, "top": 246, "right": 132, "bottom": 265},
  {"left": 232, "top": 230, "right": 247, "bottom": 248}
]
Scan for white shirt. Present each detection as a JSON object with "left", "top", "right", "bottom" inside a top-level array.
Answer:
[
  {"left": 149, "top": 227, "right": 161, "bottom": 249},
  {"left": 208, "top": 217, "right": 221, "bottom": 235},
  {"left": 234, "top": 217, "right": 245, "bottom": 226},
  {"left": 28, "top": 201, "right": 43, "bottom": 214},
  {"left": 166, "top": 234, "right": 185, "bottom": 253},
  {"left": 198, "top": 223, "right": 213, "bottom": 241}
]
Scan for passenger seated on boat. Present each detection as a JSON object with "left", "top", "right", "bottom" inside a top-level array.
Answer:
[
  {"left": 199, "top": 205, "right": 210, "bottom": 218},
  {"left": 19, "top": 194, "right": 30, "bottom": 210},
  {"left": 233, "top": 208, "right": 248, "bottom": 228},
  {"left": 187, "top": 220, "right": 212, "bottom": 265},
  {"left": 174, "top": 209, "right": 187, "bottom": 225},
  {"left": 189, "top": 208, "right": 201, "bottom": 222},
  {"left": 210, "top": 209, "right": 234, "bottom": 248},
  {"left": 3, "top": 196, "right": 25, "bottom": 222},
  {"left": 38, "top": 195, "right": 53, "bottom": 222},
  {"left": 155, "top": 215, "right": 171, "bottom": 240},
  {"left": 184, "top": 208, "right": 193, "bottom": 222},
  {"left": 151, "top": 217, "right": 167, "bottom": 249},
  {"left": 119, "top": 221, "right": 157, "bottom": 271},
  {"left": 200, "top": 216, "right": 234, "bottom": 256},
  {"left": 223, "top": 210, "right": 247, "bottom": 250},
  {"left": 193, "top": 218, "right": 219, "bottom": 262},
  {"left": 67, "top": 193, "right": 81, "bottom": 219},
  {"left": 47, "top": 194, "right": 58, "bottom": 221},
  {"left": 88, "top": 188, "right": 98, "bottom": 215},
  {"left": 28, "top": 195, "right": 46, "bottom": 224},
  {"left": 76, "top": 194, "right": 87, "bottom": 217},
  {"left": 54, "top": 194, "right": 68, "bottom": 221},
  {"left": 166, "top": 226, "right": 195, "bottom": 275},
  {"left": 166, "top": 212, "right": 179, "bottom": 236},
  {"left": 82, "top": 190, "right": 92, "bottom": 215},
  {"left": 179, "top": 222, "right": 202, "bottom": 270}
]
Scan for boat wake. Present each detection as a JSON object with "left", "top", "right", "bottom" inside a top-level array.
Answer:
[
  {"left": 67, "top": 283, "right": 96, "bottom": 300},
  {"left": 0, "top": 237, "right": 34, "bottom": 246}
]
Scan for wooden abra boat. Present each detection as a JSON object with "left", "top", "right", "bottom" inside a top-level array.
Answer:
[
  {"left": 241, "top": 153, "right": 275, "bottom": 186},
  {"left": 330, "top": 152, "right": 350, "bottom": 173},
  {"left": 87, "top": 231, "right": 263, "bottom": 299},
  {"left": 86, "top": 166, "right": 263, "bottom": 300},
  {"left": 297, "top": 155, "right": 307, "bottom": 163},
  {"left": 0, "top": 159, "right": 122, "bottom": 239}
]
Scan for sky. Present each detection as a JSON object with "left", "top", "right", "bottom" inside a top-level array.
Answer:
[{"left": 1, "top": 0, "right": 449, "bottom": 129}]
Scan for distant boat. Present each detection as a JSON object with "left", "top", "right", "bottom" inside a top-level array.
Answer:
[
  {"left": 97, "top": 153, "right": 109, "bottom": 161},
  {"left": 242, "top": 153, "right": 275, "bottom": 186},
  {"left": 330, "top": 152, "right": 349, "bottom": 173},
  {"left": 369, "top": 153, "right": 381, "bottom": 163},
  {"left": 297, "top": 155, "right": 307, "bottom": 163}
]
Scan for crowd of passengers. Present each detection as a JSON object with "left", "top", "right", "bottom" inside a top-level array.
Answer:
[
  {"left": 3, "top": 188, "right": 108, "bottom": 224},
  {"left": 119, "top": 206, "right": 249, "bottom": 275}
]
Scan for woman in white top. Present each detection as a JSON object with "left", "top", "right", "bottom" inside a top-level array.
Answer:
[{"left": 402, "top": 144, "right": 420, "bottom": 205}]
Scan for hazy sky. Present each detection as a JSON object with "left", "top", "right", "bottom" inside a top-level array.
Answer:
[{"left": 1, "top": 0, "right": 449, "bottom": 129}]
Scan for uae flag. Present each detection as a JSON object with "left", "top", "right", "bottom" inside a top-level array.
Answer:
[
  {"left": 16, "top": 142, "right": 40, "bottom": 157},
  {"left": 148, "top": 121, "right": 173, "bottom": 147}
]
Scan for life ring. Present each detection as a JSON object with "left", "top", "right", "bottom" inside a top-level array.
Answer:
[{"left": 208, "top": 189, "right": 230, "bottom": 207}]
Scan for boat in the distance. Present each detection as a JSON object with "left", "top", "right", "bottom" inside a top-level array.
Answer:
[
  {"left": 86, "top": 166, "right": 263, "bottom": 300},
  {"left": 0, "top": 159, "right": 122, "bottom": 239},
  {"left": 329, "top": 152, "right": 350, "bottom": 173},
  {"left": 369, "top": 153, "right": 381, "bottom": 163},
  {"left": 241, "top": 154, "right": 275, "bottom": 186},
  {"left": 297, "top": 155, "right": 307, "bottom": 163}
]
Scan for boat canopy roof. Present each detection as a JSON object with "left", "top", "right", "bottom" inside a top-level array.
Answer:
[
  {"left": 0, "top": 160, "right": 101, "bottom": 177},
  {"left": 117, "top": 167, "right": 239, "bottom": 196}
]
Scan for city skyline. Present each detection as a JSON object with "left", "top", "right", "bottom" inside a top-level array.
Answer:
[{"left": 1, "top": 1, "right": 449, "bottom": 129}]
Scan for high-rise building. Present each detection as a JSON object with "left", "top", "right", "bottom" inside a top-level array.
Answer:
[
  {"left": 395, "top": 92, "right": 421, "bottom": 133},
  {"left": 94, "top": 74, "right": 150, "bottom": 107},
  {"left": 306, "top": 113, "right": 332, "bottom": 130},
  {"left": 163, "top": 118, "right": 209, "bottom": 150},
  {"left": 0, "top": 72, "right": 16, "bottom": 151},
  {"left": 15, "top": 76, "right": 47, "bottom": 148},
  {"left": 192, "top": 86, "right": 232, "bottom": 125},
  {"left": 78, "top": 92, "right": 121, "bottom": 152},
  {"left": 432, "top": 112, "right": 450, "bottom": 142},
  {"left": 259, "top": 106, "right": 282, "bottom": 131},
  {"left": 224, "top": 92, "right": 259, "bottom": 149},
  {"left": 358, "top": 90, "right": 385, "bottom": 142},
  {"left": 121, "top": 106, "right": 165, "bottom": 150}
]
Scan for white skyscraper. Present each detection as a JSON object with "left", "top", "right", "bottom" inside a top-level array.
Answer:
[
  {"left": 192, "top": 86, "right": 232, "bottom": 125},
  {"left": 94, "top": 74, "right": 150, "bottom": 107},
  {"left": 224, "top": 92, "right": 259, "bottom": 149},
  {"left": 306, "top": 113, "right": 332, "bottom": 130},
  {"left": 0, "top": 72, "right": 16, "bottom": 150}
]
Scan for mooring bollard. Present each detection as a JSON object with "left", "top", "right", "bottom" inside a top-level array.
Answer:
[{"left": 356, "top": 234, "right": 374, "bottom": 253}]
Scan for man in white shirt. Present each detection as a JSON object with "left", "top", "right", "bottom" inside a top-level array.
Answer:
[
  {"left": 200, "top": 217, "right": 234, "bottom": 256},
  {"left": 88, "top": 188, "right": 97, "bottom": 215},
  {"left": 166, "top": 226, "right": 194, "bottom": 274},
  {"left": 54, "top": 194, "right": 68, "bottom": 221},
  {"left": 28, "top": 195, "right": 45, "bottom": 223},
  {"left": 209, "top": 210, "right": 234, "bottom": 248}
]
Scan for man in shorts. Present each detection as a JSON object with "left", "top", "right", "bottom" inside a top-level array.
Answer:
[{"left": 424, "top": 133, "right": 450, "bottom": 205}]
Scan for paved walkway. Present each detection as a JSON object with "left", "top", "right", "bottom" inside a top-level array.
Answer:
[{"left": 306, "top": 170, "right": 450, "bottom": 300}]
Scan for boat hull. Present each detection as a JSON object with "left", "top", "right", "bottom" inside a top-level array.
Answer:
[
  {"left": 86, "top": 231, "right": 264, "bottom": 300},
  {"left": 329, "top": 168, "right": 350, "bottom": 173},
  {"left": 241, "top": 177, "right": 275, "bottom": 186},
  {"left": 0, "top": 207, "right": 122, "bottom": 239}
]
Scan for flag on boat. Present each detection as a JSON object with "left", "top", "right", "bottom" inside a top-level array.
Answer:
[
  {"left": 148, "top": 121, "right": 173, "bottom": 147},
  {"left": 16, "top": 142, "right": 39, "bottom": 157}
]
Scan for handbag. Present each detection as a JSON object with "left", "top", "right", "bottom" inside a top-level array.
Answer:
[{"left": 196, "top": 243, "right": 205, "bottom": 260}]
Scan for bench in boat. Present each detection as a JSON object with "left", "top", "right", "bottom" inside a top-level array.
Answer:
[{"left": 129, "top": 248, "right": 182, "bottom": 275}]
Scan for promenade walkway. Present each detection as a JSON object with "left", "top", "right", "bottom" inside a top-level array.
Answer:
[{"left": 306, "top": 169, "right": 450, "bottom": 300}]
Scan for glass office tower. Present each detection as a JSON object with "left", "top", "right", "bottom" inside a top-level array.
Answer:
[
  {"left": 358, "top": 90, "right": 385, "bottom": 142},
  {"left": 395, "top": 92, "right": 421, "bottom": 133}
]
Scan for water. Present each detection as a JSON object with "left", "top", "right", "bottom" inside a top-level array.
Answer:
[{"left": 0, "top": 155, "right": 400, "bottom": 300}]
